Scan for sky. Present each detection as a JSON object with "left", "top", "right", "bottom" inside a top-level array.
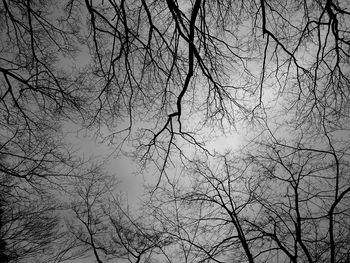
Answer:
[
  {"left": 4, "top": 1, "right": 345, "bottom": 262},
  {"left": 63, "top": 116, "right": 247, "bottom": 208}
]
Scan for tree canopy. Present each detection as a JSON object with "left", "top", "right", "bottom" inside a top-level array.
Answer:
[{"left": 0, "top": 0, "right": 349, "bottom": 262}]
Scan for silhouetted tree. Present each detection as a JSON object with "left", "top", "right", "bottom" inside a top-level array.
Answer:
[
  {"left": 0, "top": 1, "right": 85, "bottom": 261},
  {"left": 0, "top": 204, "right": 11, "bottom": 263},
  {"left": 1, "top": 0, "right": 350, "bottom": 262},
  {"left": 0, "top": 175, "right": 64, "bottom": 263},
  {"left": 63, "top": 167, "right": 172, "bottom": 263},
  {"left": 147, "top": 135, "right": 350, "bottom": 262}
]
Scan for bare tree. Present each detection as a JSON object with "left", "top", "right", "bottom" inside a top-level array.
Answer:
[
  {"left": 0, "top": 1, "right": 88, "bottom": 261},
  {"left": 245, "top": 123, "right": 350, "bottom": 263},
  {"left": 54, "top": 0, "right": 349, "bottom": 184},
  {"left": 78, "top": 0, "right": 259, "bottom": 175},
  {"left": 63, "top": 166, "right": 172, "bottom": 263},
  {"left": 0, "top": 0, "right": 85, "bottom": 185},
  {"left": 0, "top": 175, "right": 65, "bottom": 263},
  {"left": 145, "top": 155, "right": 258, "bottom": 263},
  {"left": 146, "top": 116, "right": 350, "bottom": 262},
  {"left": 1, "top": 0, "right": 349, "bottom": 181},
  {"left": 2, "top": 0, "right": 349, "bottom": 183},
  {"left": 1, "top": 0, "right": 350, "bottom": 262}
]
